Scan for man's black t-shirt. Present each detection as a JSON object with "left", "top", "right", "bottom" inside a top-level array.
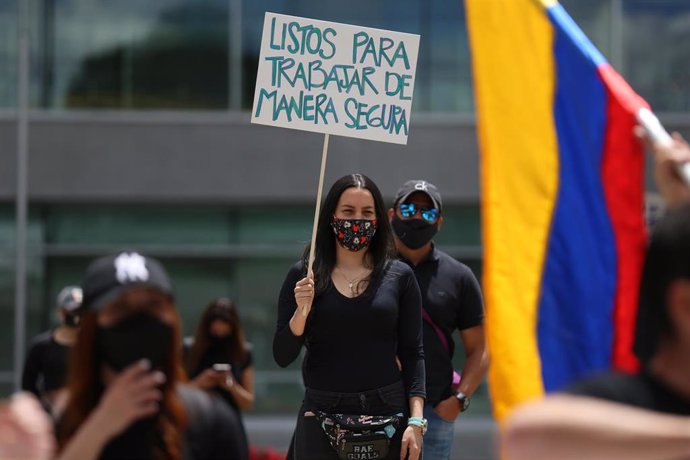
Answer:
[
  {"left": 567, "top": 370, "right": 690, "bottom": 415},
  {"left": 22, "top": 330, "right": 71, "bottom": 397},
  {"left": 400, "top": 247, "right": 484, "bottom": 406},
  {"left": 273, "top": 259, "right": 426, "bottom": 398}
]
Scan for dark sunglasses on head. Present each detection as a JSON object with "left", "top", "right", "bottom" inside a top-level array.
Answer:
[{"left": 399, "top": 202, "right": 439, "bottom": 223}]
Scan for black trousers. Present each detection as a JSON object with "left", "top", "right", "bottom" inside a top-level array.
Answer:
[{"left": 291, "top": 381, "right": 408, "bottom": 460}]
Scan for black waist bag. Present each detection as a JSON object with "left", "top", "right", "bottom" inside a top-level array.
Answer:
[{"left": 315, "top": 412, "right": 403, "bottom": 460}]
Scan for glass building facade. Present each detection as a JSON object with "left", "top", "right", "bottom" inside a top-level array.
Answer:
[
  {"left": 0, "top": 0, "right": 689, "bottom": 112},
  {"left": 2, "top": 0, "right": 690, "bottom": 419}
]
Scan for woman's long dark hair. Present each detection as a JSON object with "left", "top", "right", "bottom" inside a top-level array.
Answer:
[
  {"left": 303, "top": 173, "right": 395, "bottom": 294},
  {"left": 186, "top": 298, "right": 248, "bottom": 375}
]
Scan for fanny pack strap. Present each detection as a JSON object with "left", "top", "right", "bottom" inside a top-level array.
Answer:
[
  {"left": 422, "top": 308, "right": 462, "bottom": 389},
  {"left": 422, "top": 307, "right": 450, "bottom": 353}
]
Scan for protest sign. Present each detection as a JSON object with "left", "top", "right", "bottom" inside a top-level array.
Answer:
[
  {"left": 251, "top": 13, "right": 420, "bottom": 295},
  {"left": 251, "top": 13, "right": 420, "bottom": 145}
]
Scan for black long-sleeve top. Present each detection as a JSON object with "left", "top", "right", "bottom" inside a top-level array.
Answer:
[
  {"left": 22, "top": 330, "right": 70, "bottom": 397},
  {"left": 273, "top": 259, "right": 426, "bottom": 398}
]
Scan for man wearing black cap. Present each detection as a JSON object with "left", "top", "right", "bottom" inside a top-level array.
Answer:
[
  {"left": 22, "top": 285, "right": 83, "bottom": 413},
  {"left": 389, "top": 180, "right": 488, "bottom": 460}
]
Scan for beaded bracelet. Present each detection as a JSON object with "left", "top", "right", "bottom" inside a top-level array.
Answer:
[{"left": 407, "top": 417, "right": 424, "bottom": 427}]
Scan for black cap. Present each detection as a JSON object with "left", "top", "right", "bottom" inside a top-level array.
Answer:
[
  {"left": 82, "top": 252, "right": 173, "bottom": 311},
  {"left": 394, "top": 180, "right": 443, "bottom": 213},
  {"left": 56, "top": 286, "right": 83, "bottom": 312}
]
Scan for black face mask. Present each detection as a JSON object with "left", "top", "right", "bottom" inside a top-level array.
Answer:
[
  {"left": 97, "top": 312, "right": 173, "bottom": 372},
  {"left": 63, "top": 313, "right": 80, "bottom": 327},
  {"left": 207, "top": 334, "right": 232, "bottom": 349},
  {"left": 392, "top": 216, "right": 438, "bottom": 250}
]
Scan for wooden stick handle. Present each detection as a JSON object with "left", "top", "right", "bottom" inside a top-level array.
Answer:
[{"left": 304, "top": 133, "right": 330, "bottom": 315}]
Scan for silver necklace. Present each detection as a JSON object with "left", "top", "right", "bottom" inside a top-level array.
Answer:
[{"left": 334, "top": 266, "right": 371, "bottom": 295}]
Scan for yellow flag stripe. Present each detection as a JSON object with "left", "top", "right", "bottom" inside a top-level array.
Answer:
[{"left": 465, "top": 0, "right": 559, "bottom": 422}]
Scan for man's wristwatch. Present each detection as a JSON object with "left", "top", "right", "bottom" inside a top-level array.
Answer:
[{"left": 455, "top": 392, "right": 470, "bottom": 412}]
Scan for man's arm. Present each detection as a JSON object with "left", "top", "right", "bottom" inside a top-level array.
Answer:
[
  {"left": 432, "top": 325, "right": 488, "bottom": 421},
  {"left": 503, "top": 394, "right": 690, "bottom": 460},
  {"left": 456, "top": 324, "right": 488, "bottom": 397}
]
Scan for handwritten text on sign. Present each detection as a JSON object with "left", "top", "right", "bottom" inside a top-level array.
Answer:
[{"left": 251, "top": 13, "right": 420, "bottom": 145}]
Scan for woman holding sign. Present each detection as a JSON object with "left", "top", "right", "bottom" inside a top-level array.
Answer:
[{"left": 273, "top": 173, "right": 425, "bottom": 460}]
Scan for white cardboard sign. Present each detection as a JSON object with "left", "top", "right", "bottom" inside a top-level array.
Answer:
[{"left": 251, "top": 13, "right": 420, "bottom": 145}]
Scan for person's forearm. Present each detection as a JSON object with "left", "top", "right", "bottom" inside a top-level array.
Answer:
[
  {"left": 457, "top": 347, "right": 488, "bottom": 396},
  {"left": 223, "top": 383, "right": 254, "bottom": 411},
  {"left": 288, "top": 310, "right": 307, "bottom": 336},
  {"left": 408, "top": 396, "right": 424, "bottom": 418},
  {"left": 504, "top": 395, "right": 690, "bottom": 460},
  {"left": 272, "top": 321, "right": 305, "bottom": 368},
  {"left": 56, "top": 411, "right": 112, "bottom": 460}
]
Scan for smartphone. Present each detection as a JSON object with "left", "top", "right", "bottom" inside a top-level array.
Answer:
[
  {"left": 212, "top": 363, "right": 231, "bottom": 373},
  {"left": 212, "top": 363, "right": 233, "bottom": 387},
  {"left": 637, "top": 108, "right": 690, "bottom": 184}
]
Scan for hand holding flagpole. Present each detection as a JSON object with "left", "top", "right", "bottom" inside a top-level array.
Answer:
[
  {"left": 637, "top": 108, "right": 690, "bottom": 185},
  {"left": 637, "top": 108, "right": 690, "bottom": 208}
]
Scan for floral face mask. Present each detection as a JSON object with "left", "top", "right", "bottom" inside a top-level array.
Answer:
[{"left": 331, "top": 217, "right": 377, "bottom": 252}]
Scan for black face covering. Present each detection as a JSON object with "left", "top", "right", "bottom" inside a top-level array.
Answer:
[
  {"left": 63, "top": 313, "right": 80, "bottom": 327},
  {"left": 208, "top": 334, "right": 232, "bottom": 350},
  {"left": 97, "top": 312, "right": 173, "bottom": 372},
  {"left": 392, "top": 216, "right": 439, "bottom": 250}
]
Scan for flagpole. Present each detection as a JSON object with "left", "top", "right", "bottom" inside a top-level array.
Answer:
[{"left": 14, "top": 0, "right": 30, "bottom": 391}]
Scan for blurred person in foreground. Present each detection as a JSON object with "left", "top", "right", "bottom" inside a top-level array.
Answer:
[
  {"left": 389, "top": 180, "right": 488, "bottom": 460},
  {"left": 0, "top": 392, "right": 54, "bottom": 460},
  {"left": 55, "top": 252, "right": 248, "bottom": 460},
  {"left": 503, "top": 131, "right": 690, "bottom": 460},
  {"left": 22, "top": 286, "right": 82, "bottom": 414},
  {"left": 185, "top": 298, "right": 253, "bottom": 451}
]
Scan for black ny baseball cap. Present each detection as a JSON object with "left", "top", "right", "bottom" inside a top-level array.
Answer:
[
  {"left": 394, "top": 180, "right": 443, "bottom": 213},
  {"left": 82, "top": 252, "right": 173, "bottom": 311}
]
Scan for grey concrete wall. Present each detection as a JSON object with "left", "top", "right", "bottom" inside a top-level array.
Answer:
[
  {"left": 0, "top": 111, "right": 480, "bottom": 204},
  {"left": 2, "top": 111, "right": 689, "bottom": 205}
]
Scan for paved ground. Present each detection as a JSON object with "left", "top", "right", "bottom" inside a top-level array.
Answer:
[{"left": 245, "top": 415, "right": 498, "bottom": 460}]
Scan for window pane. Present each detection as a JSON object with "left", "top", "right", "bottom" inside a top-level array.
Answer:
[
  {"left": 426, "top": 0, "right": 474, "bottom": 112},
  {"left": 623, "top": 0, "right": 690, "bottom": 111},
  {"left": 34, "top": 0, "right": 232, "bottom": 109},
  {"left": 45, "top": 206, "right": 233, "bottom": 245},
  {"left": 0, "top": 206, "right": 46, "bottom": 384},
  {"left": 434, "top": 205, "right": 481, "bottom": 247},
  {"left": 561, "top": 0, "right": 613, "bottom": 59},
  {"left": 0, "top": 1, "right": 17, "bottom": 108}
]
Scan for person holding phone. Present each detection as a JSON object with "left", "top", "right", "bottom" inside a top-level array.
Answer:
[
  {"left": 274, "top": 173, "right": 426, "bottom": 460},
  {"left": 186, "top": 298, "right": 254, "bottom": 411},
  {"left": 185, "top": 299, "right": 254, "bottom": 450}
]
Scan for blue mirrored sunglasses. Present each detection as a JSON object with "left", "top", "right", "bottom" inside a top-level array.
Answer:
[{"left": 399, "top": 203, "right": 439, "bottom": 223}]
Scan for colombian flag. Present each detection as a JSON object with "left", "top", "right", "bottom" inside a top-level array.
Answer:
[{"left": 466, "top": 0, "right": 648, "bottom": 421}]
